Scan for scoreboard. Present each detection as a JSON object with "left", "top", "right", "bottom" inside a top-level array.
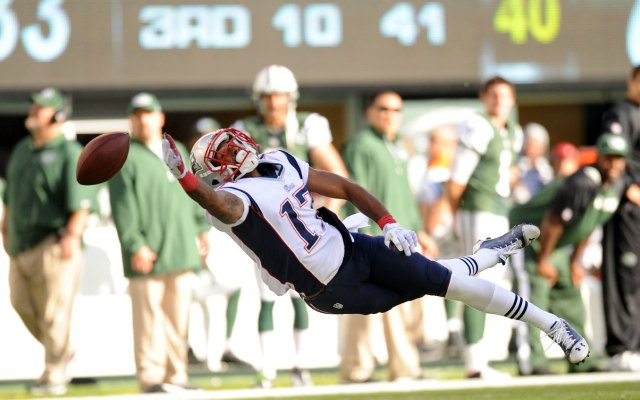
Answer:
[{"left": 0, "top": 0, "right": 638, "bottom": 90}]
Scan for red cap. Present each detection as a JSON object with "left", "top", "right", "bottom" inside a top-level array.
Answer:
[{"left": 552, "top": 142, "right": 579, "bottom": 160}]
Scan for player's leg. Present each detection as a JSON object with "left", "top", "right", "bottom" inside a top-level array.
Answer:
[
  {"left": 162, "top": 271, "right": 194, "bottom": 388},
  {"left": 33, "top": 236, "right": 81, "bottom": 393},
  {"left": 290, "top": 294, "right": 313, "bottom": 386},
  {"left": 602, "top": 200, "right": 640, "bottom": 369},
  {"left": 361, "top": 222, "right": 538, "bottom": 301},
  {"left": 436, "top": 230, "right": 466, "bottom": 358},
  {"left": 436, "top": 249, "right": 502, "bottom": 276},
  {"left": 438, "top": 222, "right": 538, "bottom": 276},
  {"left": 382, "top": 301, "right": 423, "bottom": 381},
  {"left": 546, "top": 254, "right": 599, "bottom": 373},
  {"left": 313, "top": 228, "right": 525, "bottom": 314},
  {"left": 9, "top": 254, "right": 41, "bottom": 341},
  {"left": 523, "top": 248, "right": 553, "bottom": 375},
  {"left": 307, "top": 225, "right": 532, "bottom": 314},
  {"left": 444, "top": 299, "right": 464, "bottom": 358},
  {"left": 456, "top": 210, "right": 511, "bottom": 379},
  {"left": 359, "top": 226, "right": 588, "bottom": 365},
  {"left": 445, "top": 271, "right": 589, "bottom": 365},
  {"left": 129, "top": 276, "right": 168, "bottom": 392},
  {"left": 255, "top": 277, "right": 277, "bottom": 388},
  {"left": 226, "top": 288, "right": 241, "bottom": 340},
  {"left": 510, "top": 249, "right": 534, "bottom": 375}
]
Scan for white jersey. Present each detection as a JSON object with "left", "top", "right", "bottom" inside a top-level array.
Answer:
[{"left": 205, "top": 151, "right": 345, "bottom": 296}]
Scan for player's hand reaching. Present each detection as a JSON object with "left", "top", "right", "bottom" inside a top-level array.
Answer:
[
  {"left": 162, "top": 133, "right": 187, "bottom": 179},
  {"left": 162, "top": 133, "right": 200, "bottom": 192},
  {"left": 383, "top": 223, "right": 418, "bottom": 256}
]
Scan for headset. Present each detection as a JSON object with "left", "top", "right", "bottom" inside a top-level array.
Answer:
[{"left": 52, "top": 94, "right": 73, "bottom": 124}]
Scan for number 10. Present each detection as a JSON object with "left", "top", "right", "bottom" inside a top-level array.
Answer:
[{"left": 272, "top": 3, "right": 342, "bottom": 47}]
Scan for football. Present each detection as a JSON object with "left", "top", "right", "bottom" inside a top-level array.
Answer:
[{"left": 76, "top": 132, "right": 130, "bottom": 185}]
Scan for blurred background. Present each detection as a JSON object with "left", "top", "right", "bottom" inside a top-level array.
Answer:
[
  {"left": 0, "top": 0, "right": 638, "bottom": 160},
  {"left": 0, "top": 0, "right": 638, "bottom": 384}
]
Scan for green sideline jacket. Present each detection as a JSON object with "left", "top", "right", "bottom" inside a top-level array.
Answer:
[
  {"left": 108, "top": 139, "right": 209, "bottom": 278},
  {"left": 342, "top": 126, "right": 422, "bottom": 234}
]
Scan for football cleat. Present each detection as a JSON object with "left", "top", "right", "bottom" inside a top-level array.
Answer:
[
  {"left": 291, "top": 368, "right": 313, "bottom": 387},
  {"left": 472, "top": 223, "right": 540, "bottom": 265},
  {"left": 253, "top": 373, "right": 273, "bottom": 389},
  {"left": 548, "top": 319, "right": 590, "bottom": 364}
]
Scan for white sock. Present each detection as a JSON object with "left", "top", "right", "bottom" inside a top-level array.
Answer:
[
  {"left": 259, "top": 331, "right": 277, "bottom": 380},
  {"left": 437, "top": 249, "right": 499, "bottom": 276},
  {"left": 447, "top": 318, "right": 462, "bottom": 333},
  {"left": 445, "top": 273, "right": 558, "bottom": 333},
  {"left": 293, "top": 329, "right": 307, "bottom": 369},
  {"left": 464, "top": 342, "right": 487, "bottom": 372}
]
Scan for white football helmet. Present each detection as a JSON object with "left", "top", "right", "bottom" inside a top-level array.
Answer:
[
  {"left": 251, "top": 65, "right": 299, "bottom": 105},
  {"left": 190, "top": 128, "right": 260, "bottom": 187}
]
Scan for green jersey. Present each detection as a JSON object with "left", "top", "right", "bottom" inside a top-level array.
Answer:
[
  {"left": 509, "top": 165, "right": 626, "bottom": 249},
  {"left": 232, "top": 112, "right": 333, "bottom": 163},
  {"left": 457, "top": 113, "right": 522, "bottom": 215}
]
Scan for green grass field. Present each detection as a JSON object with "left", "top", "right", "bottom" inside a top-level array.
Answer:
[
  {"left": 267, "top": 382, "right": 640, "bottom": 400},
  {"left": 1, "top": 359, "right": 638, "bottom": 399}
]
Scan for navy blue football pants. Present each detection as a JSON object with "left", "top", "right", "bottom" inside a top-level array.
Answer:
[{"left": 306, "top": 233, "right": 452, "bottom": 315}]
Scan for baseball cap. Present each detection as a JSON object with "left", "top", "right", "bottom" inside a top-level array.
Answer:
[
  {"left": 552, "top": 141, "right": 579, "bottom": 160},
  {"left": 128, "top": 92, "right": 162, "bottom": 114},
  {"left": 30, "top": 87, "right": 66, "bottom": 110},
  {"left": 193, "top": 117, "right": 221, "bottom": 135},
  {"left": 596, "top": 133, "right": 629, "bottom": 157}
]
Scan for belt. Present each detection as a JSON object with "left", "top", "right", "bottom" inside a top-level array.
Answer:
[{"left": 301, "top": 286, "right": 326, "bottom": 301}]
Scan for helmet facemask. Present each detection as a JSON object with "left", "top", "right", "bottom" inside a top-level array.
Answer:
[{"left": 191, "top": 128, "right": 259, "bottom": 187}]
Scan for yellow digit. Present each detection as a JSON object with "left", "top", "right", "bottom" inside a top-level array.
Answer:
[
  {"left": 494, "top": 0, "right": 528, "bottom": 44},
  {"left": 528, "top": 0, "right": 560, "bottom": 43}
]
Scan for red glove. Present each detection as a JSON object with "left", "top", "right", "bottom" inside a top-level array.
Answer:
[{"left": 162, "top": 134, "right": 198, "bottom": 191}]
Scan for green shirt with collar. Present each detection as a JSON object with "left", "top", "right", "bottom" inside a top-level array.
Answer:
[
  {"left": 108, "top": 139, "right": 209, "bottom": 278},
  {"left": 4, "top": 135, "right": 97, "bottom": 255},
  {"left": 342, "top": 126, "right": 422, "bottom": 234}
]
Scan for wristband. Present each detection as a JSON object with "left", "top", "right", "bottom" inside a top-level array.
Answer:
[
  {"left": 376, "top": 214, "right": 397, "bottom": 230},
  {"left": 179, "top": 171, "right": 199, "bottom": 192}
]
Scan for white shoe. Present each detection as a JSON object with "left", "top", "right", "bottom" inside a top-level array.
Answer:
[
  {"left": 159, "top": 383, "right": 201, "bottom": 393},
  {"left": 28, "top": 381, "right": 67, "bottom": 396},
  {"left": 548, "top": 319, "right": 590, "bottom": 364},
  {"left": 253, "top": 373, "right": 273, "bottom": 389},
  {"left": 609, "top": 351, "right": 640, "bottom": 372},
  {"left": 473, "top": 224, "right": 540, "bottom": 264},
  {"left": 291, "top": 368, "right": 313, "bottom": 387},
  {"left": 466, "top": 366, "right": 511, "bottom": 380}
]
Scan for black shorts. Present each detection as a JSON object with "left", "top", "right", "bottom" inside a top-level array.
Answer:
[{"left": 305, "top": 233, "right": 452, "bottom": 315}]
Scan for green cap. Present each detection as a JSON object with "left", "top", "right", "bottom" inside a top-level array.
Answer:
[
  {"left": 193, "top": 117, "right": 221, "bottom": 135},
  {"left": 30, "top": 87, "right": 66, "bottom": 110},
  {"left": 128, "top": 92, "right": 162, "bottom": 114},
  {"left": 596, "top": 133, "right": 629, "bottom": 157}
]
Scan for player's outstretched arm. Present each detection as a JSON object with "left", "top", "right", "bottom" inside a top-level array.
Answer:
[
  {"left": 307, "top": 167, "right": 418, "bottom": 255},
  {"left": 308, "top": 167, "right": 387, "bottom": 220},
  {"left": 162, "top": 134, "right": 244, "bottom": 224}
]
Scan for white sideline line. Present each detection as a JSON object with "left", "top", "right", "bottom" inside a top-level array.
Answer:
[{"left": 36, "top": 372, "right": 640, "bottom": 400}]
